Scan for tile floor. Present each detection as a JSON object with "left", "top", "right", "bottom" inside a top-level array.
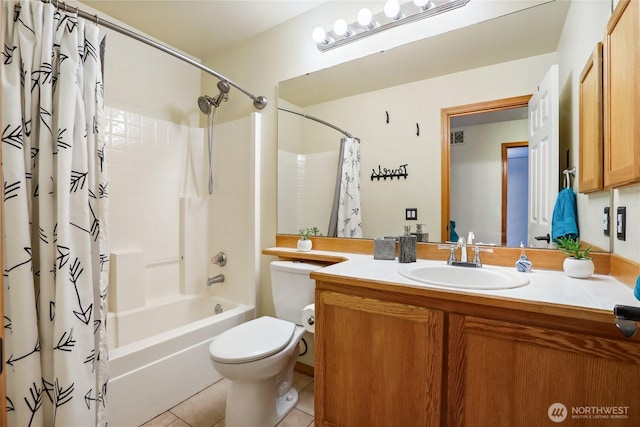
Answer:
[{"left": 140, "top": 371, "right": 315, "bottom": 427}]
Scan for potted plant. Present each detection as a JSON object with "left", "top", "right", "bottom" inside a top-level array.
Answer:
[
  {"left": 297, "top": 227, "right": 321, "bottom": 252},
  {"left": 555, "top": 236, "right": 594, "bottom": 279}
]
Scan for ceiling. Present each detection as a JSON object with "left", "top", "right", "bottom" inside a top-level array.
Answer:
[{"left": 81, "top": 0, "right": 326, "bottom": 59}]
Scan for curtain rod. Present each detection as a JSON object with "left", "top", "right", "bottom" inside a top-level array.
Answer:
[
  {"left": 278, "top": 107, "right": 355, "bottom": 139},
  {"left": 41, "top": 0, "right": 267, "bottom": 109}
]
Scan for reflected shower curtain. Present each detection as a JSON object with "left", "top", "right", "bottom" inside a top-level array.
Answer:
[
  {"left": 2, "top": 1, "right": 109, "bottom": 426},
  {"left": 328, "top": 137, "right": 362, "bottom": 238}
]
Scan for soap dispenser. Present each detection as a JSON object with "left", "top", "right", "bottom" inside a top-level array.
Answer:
[
  {"left": 399, "top": 225, "right": 417, "bottom": 263},
  {"left": 515, "top": 242, "right": 532, "bottom": 272},
  {"left": 413, "top": 223, "right": 429, "bottom": 242}
]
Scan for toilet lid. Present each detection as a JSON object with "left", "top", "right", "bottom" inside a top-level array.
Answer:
[{"left": 209, "top": 316, "right": 295, "bottom": 364}]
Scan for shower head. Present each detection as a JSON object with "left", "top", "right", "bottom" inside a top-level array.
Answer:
[
  {"left": 198, "top": 81, "right": 231, "bottom": 115},
  {"left": 198, "top": 95, "right": 215, "bottom": 115},
  {"left": 217, "top": 80, "right": 230, "bottom": 94}
]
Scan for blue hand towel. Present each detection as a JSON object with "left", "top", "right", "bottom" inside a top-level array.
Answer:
[
  {"left": 450, "top": 220, "right": 459, "bottom": 242},
  {"left": 634, "top": 276, "right": 640, "bottom": 301},
  {"left": 551, "top": 188, "right": 578, "bottom": 243}
]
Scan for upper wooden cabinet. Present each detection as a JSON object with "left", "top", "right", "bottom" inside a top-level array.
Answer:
[
  {"left": 579, "top": 42, "right": 604, "bottom": 193},
  {"left": 604, "top": 0, "right": 640, "bottom": 188}
]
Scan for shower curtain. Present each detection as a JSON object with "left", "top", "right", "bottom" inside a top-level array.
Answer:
[
  {"left": 328, "top": 137, "right": 362, "bottom": 238},
  {"left": 2, "top": 1, "right": 109, "bottom": 426}
]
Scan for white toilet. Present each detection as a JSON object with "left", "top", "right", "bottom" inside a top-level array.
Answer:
[{"left": 209, "top": 260, "right": 321, "bottom": 427}]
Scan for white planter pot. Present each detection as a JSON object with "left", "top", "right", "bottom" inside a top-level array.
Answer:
[
  {"left": 563, "top": 257, "right": 594, "bottom": 279},
  {"left": 297, "top": 239, "right": 312, "bottom": 252}
]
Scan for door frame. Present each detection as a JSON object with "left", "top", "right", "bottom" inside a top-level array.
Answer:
[
  {"left": 501, "top": 141, "right": 529, "bottom": 245},
  {"left": 440, "top": 95, "right": 532, "bottom": 242}
]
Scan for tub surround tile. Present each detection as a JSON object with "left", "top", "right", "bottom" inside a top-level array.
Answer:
[{"left": 109, "top": 249, "right": 145, "bottom": 313}]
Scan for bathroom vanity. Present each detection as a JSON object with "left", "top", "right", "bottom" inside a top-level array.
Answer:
[{"left": 264, "top": 240, "right": 640, "bottom": 427}]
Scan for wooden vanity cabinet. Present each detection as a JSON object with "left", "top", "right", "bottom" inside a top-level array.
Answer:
[
  {"left": 315, "top": 278, "right": 640, "bottom": 427},
  {"left": 603, "top": 0, "right": 640, "bottom": 188},
  {"left": 315, "top": 289, "right": 444, "bottom": 427},
  {"left": 579, "top": 42, "right": 604, "bottom": 193},
  {"left": 448, "top": 315, "right": 640, "bottom": 427}
]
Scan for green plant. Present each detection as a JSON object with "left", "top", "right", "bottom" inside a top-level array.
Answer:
[
  {"left": 555, "top": 236, "right": 592, "bottom": 260},
  {"left": 299, "top": 227, "right": 322, "bottom": 240}
]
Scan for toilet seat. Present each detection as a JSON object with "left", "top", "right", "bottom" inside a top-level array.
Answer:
[{"left": 209, "top": 316, "right": 295, "bottom": 364}]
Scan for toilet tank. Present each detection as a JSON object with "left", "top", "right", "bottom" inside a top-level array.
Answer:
[{"left": 270, "top": 260, "right": 322, "bottom": 324}]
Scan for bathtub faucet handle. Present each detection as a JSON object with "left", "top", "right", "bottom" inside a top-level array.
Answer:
[{"left": 212, "top": 252, "right": 227, "bottom": 267}]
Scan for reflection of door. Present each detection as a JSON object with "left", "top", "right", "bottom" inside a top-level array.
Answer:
[
  {"left": 527, "top": 65, "right": 559, "bottom": 248},
  {"left": 501, "top": 142, "right": 528, "bottom": 246},
  {"left": 441, "top": 96, "right": 532, "bottom": 243}
]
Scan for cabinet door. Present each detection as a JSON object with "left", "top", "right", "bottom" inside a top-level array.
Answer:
[
  {"left": 604, "top": 0, "right": 640, "bottom": 187},
  {"left": 315, "top": 290, "right": 444, "bottom": 427},
  {"left": 579, "top": 42, "right": 604, "bottom": 193},
  {"left": 448, "top": 315, "right": 640, "bottom": 427}
]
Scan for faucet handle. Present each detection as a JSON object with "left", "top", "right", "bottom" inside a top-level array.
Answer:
[
  {"left": 438, "top": 244, "right": 457, "bottom": 264},
  {"left": 472, "top": 245, "right": 493, "bottom": 266}
]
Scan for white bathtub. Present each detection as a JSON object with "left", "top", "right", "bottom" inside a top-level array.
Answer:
[{"left": 106, "top": 297, "right": 254, "bottom": 427}]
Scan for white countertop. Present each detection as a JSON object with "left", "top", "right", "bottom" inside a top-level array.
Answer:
[{"left": 279, "top": 248, "right": 640, "bottom": 313}]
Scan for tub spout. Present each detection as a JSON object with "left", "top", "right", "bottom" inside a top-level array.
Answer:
[{"left": 207, "top": 274, "right": 225, "bottom": 286}]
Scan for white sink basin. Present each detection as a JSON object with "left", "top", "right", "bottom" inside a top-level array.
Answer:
[{"left": 399, "top": 264, "right": 529, "bottom": 290}]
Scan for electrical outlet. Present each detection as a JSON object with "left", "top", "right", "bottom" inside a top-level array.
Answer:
[
  {"left": 405, "top": 208, "right": 417, "bottom": 221},
  {"left": 616, "top": 206, "right": 626, "bottom": 241},
  {"left": 603, "top": 207, "right": 610, "bottom": 236}
]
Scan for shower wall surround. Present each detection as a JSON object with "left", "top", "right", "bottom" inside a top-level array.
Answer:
[
  {"left": 104, "top": 107, "right": 206, "bottom": 305},
  {"left": 278, "top": 150, "right": 338, "bottom": 235}
]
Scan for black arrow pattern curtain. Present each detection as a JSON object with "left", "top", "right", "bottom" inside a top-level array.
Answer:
[
  {"left": 2, "top": 1, "right": 109, "bottom": 425},
  {"left": 329, "top": 137, "right": 362, "bottom": 238}
]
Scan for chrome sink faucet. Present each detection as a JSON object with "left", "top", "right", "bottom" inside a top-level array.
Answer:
[
  {"left": 457, "top": 237, "right": 467, "bottom": 262},
  {"left": 438, "top": 238, "right": 493, "bottom": 267}
]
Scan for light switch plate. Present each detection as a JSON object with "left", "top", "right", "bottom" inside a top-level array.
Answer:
[
  {"left": 405, "top": 208, "right": 417, "bottom": 221},
  {"left": 616, "top": 206, "right": 626, "bottom": 241}
]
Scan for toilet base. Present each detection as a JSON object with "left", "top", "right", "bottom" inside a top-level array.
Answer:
[{"left": 225, "top": 379, "right": 299, "bottom": 427}]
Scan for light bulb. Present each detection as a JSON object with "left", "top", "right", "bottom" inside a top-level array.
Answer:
[
  {"left": 384, "top": 0, "right": 402, "bottom": 19},
  {"left": 333, "top": 19, "right": 351, "bottom": 37},
  {"left": 414, "top": 0, "right": 432, "bottom": 8},
  {"left": 357, "top": 8, "right": 373, "bottom": 26},
  {"left": 312, "top": 26, "right": 327, "bottom": 44}
]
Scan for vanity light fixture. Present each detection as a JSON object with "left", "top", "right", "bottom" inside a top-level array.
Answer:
[
  {"left": 357, "top": 8, "right": 378, "bottom": 29},
  {"left": 333, "top": 19, "right": 352, "bottom": 37},
  {"left": 384, "top": 0, "right": 403, "bottom": 20},
  {"left": 312, "top": 0, "right": 470, "bottom": 52}
]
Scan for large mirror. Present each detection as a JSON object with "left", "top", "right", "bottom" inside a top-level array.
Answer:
[{"left": 277, "top": 0, "right": 611, "bottom": 250}]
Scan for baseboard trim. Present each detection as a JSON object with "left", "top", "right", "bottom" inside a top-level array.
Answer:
[{"left": 295, "top": 361, "right": 314, "bottom": 378}]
